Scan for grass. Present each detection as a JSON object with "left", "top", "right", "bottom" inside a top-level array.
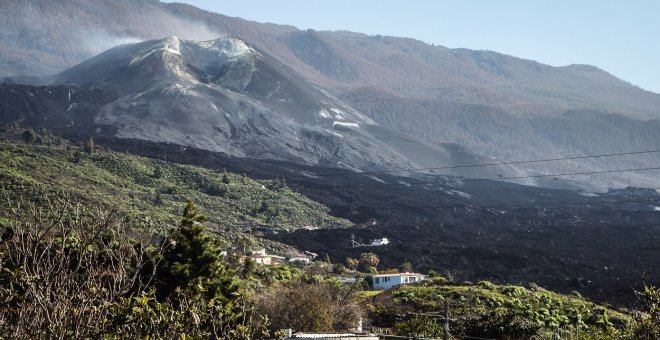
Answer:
[{"left": 358, "top": 290, "right": 382, "bottom": 299}]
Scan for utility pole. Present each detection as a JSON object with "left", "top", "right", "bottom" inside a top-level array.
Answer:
[
  {"left": 443, "top": 300, "right": 449, "bottom": 340},
  {"left": 408, "top": 304, "right": 453, "bottom": 339}
]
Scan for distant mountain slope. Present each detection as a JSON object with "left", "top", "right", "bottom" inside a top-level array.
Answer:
[
  {"left": 3, "top": 36, "right": 521, "bottom": 181},
  {"left": 2, "top": 0, "right": 659, "bottom": 118}
]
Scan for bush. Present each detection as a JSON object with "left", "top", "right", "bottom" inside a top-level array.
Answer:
[
  {"left": 332, "top": 264, "right": 346, "bottom": 275},
  {"left": 0, "top": 195, "right": 153, "bottom": 337},
  {"left": 395, "top": 316, "right": 443, "bottom": 338},
  {"left": 478, "top": 281, "right": 496, "bottom": 290},
  {"left": 255, "top": 281, "right": 363, "bottom": 333},
  {"left": 358, "top": 253, "right": 379, "bottom": 271},
  {"left": 21, "top": 129, "right": 35, "bottom": 144}
]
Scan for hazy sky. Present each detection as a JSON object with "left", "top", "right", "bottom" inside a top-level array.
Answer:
[{"left": 166, "top": 1, "right": 660, "bottom": 93}]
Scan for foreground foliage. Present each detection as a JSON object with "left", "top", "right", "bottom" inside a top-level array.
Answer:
[
  {"left": 0, "top": 195, "right": 264, "bottom": 338},
  {"left": 256, "top": 281, "right": 363, "bottom": 334}
]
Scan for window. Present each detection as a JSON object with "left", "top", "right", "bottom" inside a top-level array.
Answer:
[{"left": 375, "top": 278, "right": 380, "bottom": 284}]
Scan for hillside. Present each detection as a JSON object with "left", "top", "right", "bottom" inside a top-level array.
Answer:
[
  {"left": 0, "top": 126, "right": 350, "bottom": 252},
  {"left": 366, "top": 277, "right": 633, "bottom": 339}
]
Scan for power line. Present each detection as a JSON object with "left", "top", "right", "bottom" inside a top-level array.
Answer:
[
  {"left": 289, "top": 166, "right": 660, "bottom": 190},
  {"left": 462, "top": 166, "right": 660, "bottom": 183},
  {"left": 428, "top": 198, "right": 660, "bottom": 210},
  {"left": 280, "top": 149, "right": 660, "bottom": 179},
  {"left": 145, "top": 161, "right": 660, "bottom": 202}
]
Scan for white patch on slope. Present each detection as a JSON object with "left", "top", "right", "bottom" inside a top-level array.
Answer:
[
  {"left": 579, "top": 192, "right": 599, "bottom": 197},
  {"left": 331, "top": 108, "right": 347, "bottom": 119},
  {"left": 319, "top": 109, "right": 332, "bottom": 119},
  {"left": 448, "top": 190, "right": 472, "bottom": 199},
  {"left": 130, "top": 36, "right": 181, "bottom": 65},
  {"left": 300, "top": 171, "right": 320, "bottom": 179},
  {"left": 197, "top": 38, "right": 251, "bottom": 61},
  {"left": 366, "top": 175, "right": 386, "bottom": 183},
  {"left": 333, "top": 121, "right": 360, "bottom": 129}
]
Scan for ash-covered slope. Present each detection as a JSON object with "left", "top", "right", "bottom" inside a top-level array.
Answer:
[{"left": 49, "top": 36, "right": 520, "bottom": 179}]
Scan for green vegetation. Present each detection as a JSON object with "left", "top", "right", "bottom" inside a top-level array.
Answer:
[
  {"left": 0, "top": 128, "right": 350, "bottom": 242},
  {"left": 394, "top": 315, "right": 444, "bottom": 339},
  {"left": 367, "top": 277, "right": 635, "bottom": 339}
]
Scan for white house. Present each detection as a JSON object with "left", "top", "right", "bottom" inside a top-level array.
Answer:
[
  {"left": 370, "top": 238, "right": 389, "bottom": 246},
  {"left": 372, "top": 272, "right": 425, "bottom": 290},
  {"left": 288, "top": 256, "right": 312, "bottom": 264},
  {"left": 251, "top": 254, "right": 273, "bottom": 265},
  {"left": 244, "top": 249, "right": 286, "bottom": 266}
]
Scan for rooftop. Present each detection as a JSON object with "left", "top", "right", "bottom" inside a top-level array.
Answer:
[{"left": 372, "top": 272, "right": 425, "bottom": 278}]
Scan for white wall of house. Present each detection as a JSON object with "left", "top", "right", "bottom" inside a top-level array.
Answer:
[{"left": 372, "top": 273, "right": 425, "bottom": 290}]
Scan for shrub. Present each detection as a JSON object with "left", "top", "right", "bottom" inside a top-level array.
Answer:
[
  {"left": 333, "top": 264, "right": 346, "bottom": 275},
  {"left": 478, "top": 280, "right": 496, "bottom": 290},
  {"left": 395, "top": 316, "right": 443, "bottom": 338},
  {"left": 255, "top": 281, "right": 363, "bottom": 333}
]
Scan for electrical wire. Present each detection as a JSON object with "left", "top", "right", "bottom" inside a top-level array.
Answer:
[{"left": 278, "top": 149, "right": 660, "bottom": 179}]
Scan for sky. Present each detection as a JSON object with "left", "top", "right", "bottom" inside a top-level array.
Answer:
[{"left": 165, "top": 1, "right": 660, "bottom": 93}]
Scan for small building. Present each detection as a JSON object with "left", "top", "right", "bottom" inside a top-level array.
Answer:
[
  {"left": 270, "top": 255, "right": 286, "bottom": 264},
  {"left": 370, "top": 238, "right": 389, "bottom": 246},
  {"left": 286, "top": 319, "right": 376, "bottom": 339},
  {"left": 243, "top": 249, "right": 286, "bottom": 266},
  {"left": 252, "top": 254, "right": 273, "bottom": 265},
  {"left": 372, "top": 272, "right": 425, "bottom": 290},
  {"left": 286, "top": 333, "right": 378, "bottom": 339},
  {"left": 252, "top": 249, "right": 267, "bottom": 256},
  {"left": 337, "top": 276, "right": 364, "bottom": 284},
  {"left": 288, "top": 256, "right": 312, "bottom": 264}
]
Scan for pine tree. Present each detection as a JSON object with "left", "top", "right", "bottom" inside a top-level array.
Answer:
[{"left": 157, "top": 199, "right": 238, "bottom": 301}]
